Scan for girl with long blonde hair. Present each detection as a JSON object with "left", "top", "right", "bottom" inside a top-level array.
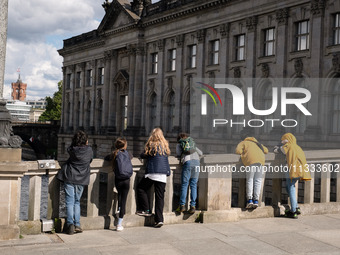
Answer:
[{"left": 136, "top": 128, "right": 171, "bottom": 228}]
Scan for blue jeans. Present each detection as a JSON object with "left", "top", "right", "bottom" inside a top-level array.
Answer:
[
  {"left": 64, "top": 183, "right": 84, "bottom": 227},
  {"left": 180, "top": 160, "right": 200, "bottom": 207},
  {"left": 286, "top": 176, "right": 300, "bottom": 213},
  {"left": 246, "top": 163, "right": 263, "bottom": 201}
]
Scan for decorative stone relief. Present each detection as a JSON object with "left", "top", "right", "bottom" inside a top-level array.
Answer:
[
  {"left": 294, "top": 58, "right": 304, "bottom": 78},
  {"left": 246, "top": 16, "right": 258, "bottom": 31},
  {"left": 176, "top": 34, "right": 184, "bottom": 47},
  {"left": 234, "top": 67, "right": 241, "bottom": 78},
  {"left": 332, "top": 54, "right": 340, "bottom": 74},
  {"left": 219, "top": 23, "right": 230, "bottom": 37},
  {"left": 311, "top": 0, "right": 325, "bottom": 15},
  {"left": 261, "top": 63, "right": 270, "bottom": 78},
  {"left": 157, "top": 39, "right": 165, "bottom": 51},
  {"left": 196, "top": 29, "right": 206, "bottom": 43},
  {"left": 276, "top": 8, "right": 289, "bottom": 25}
]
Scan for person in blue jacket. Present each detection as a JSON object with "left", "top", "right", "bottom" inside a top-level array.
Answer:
[
  {"left": 57, "top": 130, "right": 93, "bottom": 235},
  {"left": 136, "top": 128, "right": 171, "bottom": 228}
]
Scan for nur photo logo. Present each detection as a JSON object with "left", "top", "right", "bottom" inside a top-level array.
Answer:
[{"left": 193, "top": 79, "right": 313, "bottom": 129}]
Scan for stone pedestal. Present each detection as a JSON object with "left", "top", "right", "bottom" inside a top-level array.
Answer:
[{"left": 0, "top": 148, "right": 27, "bottom": 240}]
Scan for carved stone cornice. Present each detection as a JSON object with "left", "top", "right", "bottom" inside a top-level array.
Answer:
[
  {"left": 219, "top": 23, "right": 230, "bottom": 38},
  {"left": 311, "top": 0, "right": 325, "bottom": 16},
  {"left": 276, "top": 8, "right": 289, "bottom": 25},
  {"left": 176, "top": 34, "right": 184, "bottom": 47},
  {"left": 246, "top": 16, "right": 258, "bottom": 31},
  {"left": 196, "top": 29, "right": 206, "bottom": 43}
]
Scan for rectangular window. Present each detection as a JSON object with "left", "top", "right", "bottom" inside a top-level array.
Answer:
[
  {"left": 151, "top": 53, "right": 158, "bottom": 74},
  {"left": 334, "top": 13, "right": 340, "bottom": 45},
  {"left": 188, "top": 45, "right": 197, "bottom": 68},
  {"left": 66, "top": 74, "right": 71, "bottom": 89},
  {"left": 86, "top": 69, "right": 93, "bottom": 87},
  {"left": 264, "top": 28, "right": 275, "bottom": 56},
  {"left": 76, "top": 72, "right": 81, "bottom": 88},
  {"left": 296, "top": 20, "right": 309, "bottom": 51},
  {"left": 236, "top": 34, "right": 245, "bottom": 61},
  {"left": 210, "top": 40, "right": 219, "bottom": 65},
  {"left": 169, "top": 49, "right": 176, "bottom": 71},
  {"left": 98, "top": 67, "right": 104, "bottom": 85}
]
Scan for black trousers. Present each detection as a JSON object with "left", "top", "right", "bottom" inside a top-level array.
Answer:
[
  {"left": 137, "top": 177, "right": 166, "bottom": 223},
  {"left": 115, "top": 178, "right": 130, "bottom": 219}
]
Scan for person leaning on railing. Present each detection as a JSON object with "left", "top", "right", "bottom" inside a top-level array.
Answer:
[{"left": 274, "top": 133, "right": 311, "bottom": 219}]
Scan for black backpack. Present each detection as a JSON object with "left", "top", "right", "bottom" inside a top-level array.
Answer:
[{"left": 114, "top": 150, "right": 133, "bottom": 179}]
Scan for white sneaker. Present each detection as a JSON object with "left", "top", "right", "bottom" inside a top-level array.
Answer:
[
  {"left": 154, "top": 222, "right": 163, "bottom": 228},
  {"left": 116, "top": 225, "right": 124, "bottom": 231}
]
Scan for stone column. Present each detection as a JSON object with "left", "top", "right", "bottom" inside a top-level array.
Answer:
[
  {"left": 102, "top": 50, "right": 112, "bottom": 132},
  {"left": 0, "top": 0, "right": 8, "bottom": 99},
  {"left": 127, "top": 45, "right": 136, "bottom": 128},
  {"left": 108, "top": 50, "right": 117, "bottom": 131},
  {"left": 133, "top": 45, "right": 145, "bottom": 130},
  {"left": 0, "top": 149, "right": 27, "bottom": 240}
]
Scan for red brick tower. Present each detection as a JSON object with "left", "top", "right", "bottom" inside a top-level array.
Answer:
[{"left": 11, "top": 75, "right": 27, "bottom": 101}]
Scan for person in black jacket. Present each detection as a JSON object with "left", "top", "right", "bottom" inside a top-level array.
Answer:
[
  {"left": 57, "top": 130, "right": 93, "bottom": 235},
  {"left": 136, "top": 128, "right": 171, "bottom": 228},
  {"left": 108, "top": 138, "right": 133, "bottom": 231}
]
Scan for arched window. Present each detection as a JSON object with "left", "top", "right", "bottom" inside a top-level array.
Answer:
[{"left": 332, "top": 80, "right": 340, "bottom": 133}]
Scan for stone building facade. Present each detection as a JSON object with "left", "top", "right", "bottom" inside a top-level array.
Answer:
[{"left": 58, "top": 0, "right": 340, "bottom": 160}]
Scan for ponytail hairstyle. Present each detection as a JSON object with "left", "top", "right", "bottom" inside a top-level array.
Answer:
[
  {"left": 144, "top": 128, "right": 170, "bottom": 156},
  {"left": 112, "top": 138, "right": 127, "bottom": 161}
]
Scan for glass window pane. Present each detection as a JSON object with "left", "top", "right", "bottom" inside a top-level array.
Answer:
[{"left": 192, "top": 45, "right": 196, "bottom": 55}]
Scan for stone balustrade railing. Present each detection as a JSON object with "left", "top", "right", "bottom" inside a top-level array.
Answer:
[{"left": 2, "top": 149, "right": 340, "bottom": 240}]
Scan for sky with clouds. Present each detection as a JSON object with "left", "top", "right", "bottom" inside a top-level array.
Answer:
[{"left": 4, "top": 0, "right": 159, "bottom": 100}]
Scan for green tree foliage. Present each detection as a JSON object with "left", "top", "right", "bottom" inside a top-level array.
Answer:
[{"left": 39, "top": 81, "right": 62, "bottom": 121}]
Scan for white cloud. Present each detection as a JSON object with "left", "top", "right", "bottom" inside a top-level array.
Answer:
[{"left": 4, "top": 0, "right": 105, "bottom": 100}]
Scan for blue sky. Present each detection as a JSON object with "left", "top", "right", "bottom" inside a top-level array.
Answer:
[{"left": 4, "top": 0, "right": 160, "bottom": 100}]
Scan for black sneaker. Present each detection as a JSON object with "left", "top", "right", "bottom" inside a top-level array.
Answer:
[
  {"left": 136, "top": 210, "right": 152, "bottom": 216},
  {"left": 285, "top": 211, "right": 298, "bottom": 219},
  {"left": 67, "top": 224, "right": 75, "bottom": 235},
  {"left": 75, "top": 225, "right": 83, "bottom": 233},
  {"left": 188, "top": 206, "right": 196, "bottom": 214},
  {"left": 296, "top": 207, "right": 301, "bottom": 215}
]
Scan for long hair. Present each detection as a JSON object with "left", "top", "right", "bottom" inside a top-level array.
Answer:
[
  {"left": 144, "top": 128, "right": 170, "bottom": 156},
  {"left": 71, "top": 130, "right": 88, "bottom": 147},
  {"left": 112, "top": 138, "right": 127, "bottom": 161}
]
